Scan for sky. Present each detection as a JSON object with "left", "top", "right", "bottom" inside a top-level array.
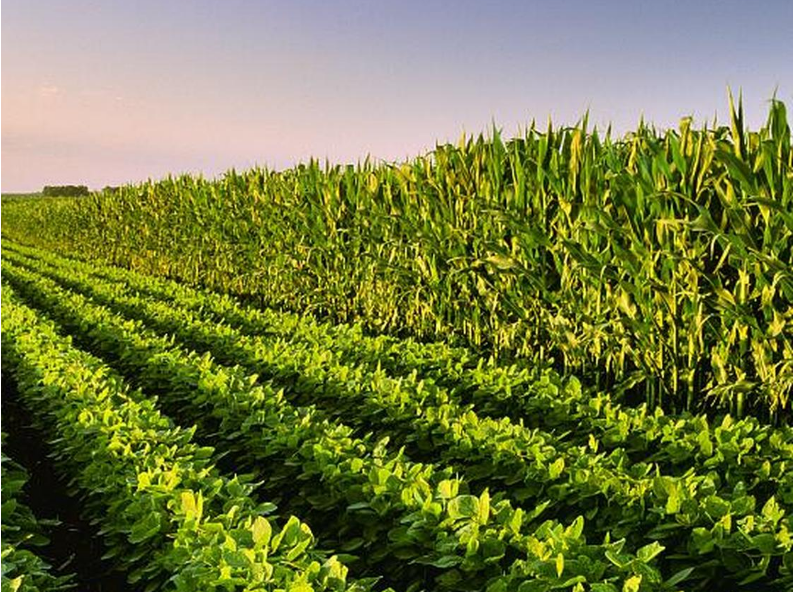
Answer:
[{"left": 2, "top": 0, "right": 792, "bottom": 192}]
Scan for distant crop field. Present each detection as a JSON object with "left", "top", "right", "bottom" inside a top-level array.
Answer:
[
  {"left": 1, "top": 96, "right": 792, "bottom": 591},
  {"left": 1, "top": 193, "right": 43, "bottom": 201}
]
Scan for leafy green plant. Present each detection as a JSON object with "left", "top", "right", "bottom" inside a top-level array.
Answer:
[
  {"left": 2, "top": 259, "right": 674, "bottom": 591},
  {"left": 5, "top": 252, "right": 793, "bottom": 588},
  {"left": 1, "top": 287, "right": 374, "bottom": 592}
]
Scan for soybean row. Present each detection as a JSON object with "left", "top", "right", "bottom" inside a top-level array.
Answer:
[{"left": 1, "top": 286, "right": 370, "bottom": 592}]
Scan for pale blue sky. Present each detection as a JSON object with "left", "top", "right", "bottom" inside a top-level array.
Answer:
[{"left": 2, "top": 0, "right": 791, "bottom": 191}]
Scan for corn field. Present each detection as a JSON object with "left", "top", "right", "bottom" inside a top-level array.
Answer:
[{"left": 3, "top": 95, "right": 792, "bottom": 420}]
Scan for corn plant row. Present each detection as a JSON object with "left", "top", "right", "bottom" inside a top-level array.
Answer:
[
  {"left": 6, "top": 261, "right": 793, "bottom": 588},
  {"left": 7, "top": 241, "right": 793, "bottom": 488},
  {"left": 0, "top": 286, "right": 368, "bottom": 592},
  {"left": 1, "top": 436, "right": 75, "bottom": 592},
  {"left": 3, "top": 97, "right": 790, "bottom": 418},
  {"left": 1, "top": 266, "right": 671, "bottom": 592}
]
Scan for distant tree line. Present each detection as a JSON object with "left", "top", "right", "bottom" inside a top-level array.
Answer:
[{"left": 42, "top": 185, "right": 90, "bottom": 197}]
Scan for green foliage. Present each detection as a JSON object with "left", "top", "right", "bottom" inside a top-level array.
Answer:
[
  {"left": 2, "top": 253, "right": 664, "bottom": 591},
  {"left": 0, "top": 288, "right": 374, "bottom": 592},
  {"left": 4, "top": 242, "right": 793, "bottom": 589},
  {"left": 9, "top": 239, "right": 792, "bottom": 487},
  {"left": 0, "top": 194, "right": 43, "bottom": 202},
  {"left": 2, "top": 97, "right": 791, "bottom": 419}
]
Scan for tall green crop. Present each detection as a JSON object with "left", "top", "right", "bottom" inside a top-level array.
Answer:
[{"left": 3, "top": 95, "right": 791, "bottom": 420}]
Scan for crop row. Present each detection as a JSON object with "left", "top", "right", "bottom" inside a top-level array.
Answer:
[
  {"left": 1, "top": 285, "right": 369, "bottom": 592},
  {"left": 5, "top": 256, "right": 793, "bottom": 588},
  {"left": 2, "top": 260, "right": 672, "bottom": 591},
  {"left": 7, "top": 240, "right": 793, "bottom": 486}
]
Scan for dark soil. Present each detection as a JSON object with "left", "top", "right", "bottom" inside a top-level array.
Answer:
[{"left": 1, "top": 371, "right": 136, "bottom": 592}]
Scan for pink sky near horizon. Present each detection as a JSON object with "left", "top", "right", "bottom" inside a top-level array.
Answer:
[{"left": 2, "top": 0, "right": 791, "bottom": 192}]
